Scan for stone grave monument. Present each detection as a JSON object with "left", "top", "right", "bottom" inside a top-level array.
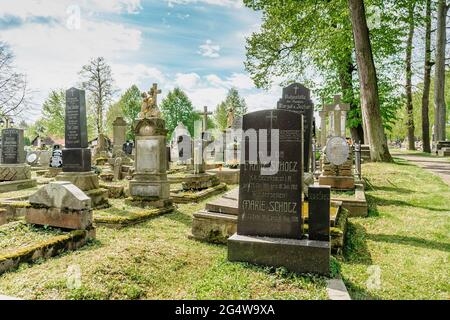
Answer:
[
  {"left": 277, "top": 83, "right": 314, "bottom": 172},
  {"left": 0, "top": 128, "right": 37, "bottom": 192},
  {"left": 126, "top": 83, "right": 173, "bottom": 209},
  {"left": 319, "top": 136, "right": 355, "bottom": 190},
  {"left": 170, "top": 122, "right": 190, "bottom": 163},
  {"left": 228, "top": 109, "right": 330, "bottom": 275},
  {"left": 55, "top": 88, "right": 108, "bottom": 207},
  {"left": 26, "top": 181, "right": 94, "bottom": 230}
]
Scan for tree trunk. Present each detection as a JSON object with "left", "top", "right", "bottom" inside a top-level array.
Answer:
[
  {"left": 421, "top": 0, "right": 432, "bottom": 153},
  {"left": 434, "top": 0, "right": 448, "bottom": 143},
  {"left": 348, "top": 0, "right": 392, "bottom": 162},
  {"left": 338, "top": 54, "right": 365, "bottom": 144},
  {"left": 405, "top": 0, "right": 416, "bottom": 150}
]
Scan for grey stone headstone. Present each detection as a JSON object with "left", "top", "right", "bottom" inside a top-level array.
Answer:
[
  {"left": 238, "top": 109, "right": 304, "bottom": 239},
  {"left": 308, "top": 185, "right": 330, "bottom": 241},
  {"left": 1, "top": 128, "right": 25, "bottom": 164},
  {"left": 277, "top": 83, "right": 314, "bottom": 172},
  {"left": 326, "top": 136, "right": 349, "bottom": 166},
  {"left": 178, "top": 134, "right": 192, "bottom": 162}
]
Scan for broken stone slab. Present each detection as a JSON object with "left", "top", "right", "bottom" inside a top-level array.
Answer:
[{"left": 29, "top": 181, "right": 91, "bottom": 210}]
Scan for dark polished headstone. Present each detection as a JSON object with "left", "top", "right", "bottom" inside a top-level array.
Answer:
[
  {"left": 63, "top": 88, "right": 91, "bottom": 173},
  {"left": 1, "top": 128, "right": 24, "bottom": 164},
  {"left": 65, "top": 87, "right": 88, "bottom": 149},
  {"left": 277, "top": 83, "right": 314, "bottom": 172},
  {"left": 308, "top": 185, "right": 331, "bottom": 241},
  {"left": 62, "top": 148, "right": 91, "bottom": 172},
  {"left": 238, "top": 109, "right": 304, "bottom": 239}
]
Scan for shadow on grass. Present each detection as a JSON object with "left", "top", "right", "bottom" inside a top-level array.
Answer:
[
  {"left": 368, "top": 194, "right": 448, "bottom": 212},
  {"left": 367, "top": 233, "right": 450, "bottom": 253},
  {"left": 372, "top": 186, "right": 415, "bottom": 194},
  {"left": 342, "top": 279, "right": 384, "bottom": 300}
]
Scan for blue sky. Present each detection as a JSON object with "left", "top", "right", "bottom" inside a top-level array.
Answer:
[{"left": 0, "top": 0, "right": 284, "bottom": 123}]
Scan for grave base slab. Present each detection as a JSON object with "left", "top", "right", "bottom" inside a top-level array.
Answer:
[
  {"left": 228, "top": 233, "right": 330, "bottom": 276},
  {"left": 0, "top": 164, "right": 32, "bottom": 182},
  {"left": 0, "top": 179, "right": 37, "bottom": 193},
  {"left": 171, "top": 183, "right": 227, "bottom": 204},
  {"left": 25, "top": 207, "right": 93, "bottom": 230},
  {"left": 190, "top": 211, "right": 237, "bottom": 243},
  {"left": 319, "top": 175, "right": 355, "bottom": 190}
]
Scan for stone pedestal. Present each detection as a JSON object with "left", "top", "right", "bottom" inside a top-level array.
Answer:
[
  {"left": 0, "top": 164, "right": 31, "bottom": 181},
  {"left": 55, "top": 171, "right": 108, "bottom": 208},
  {"left": 62, "top": 148, "right": 91, "bottom": 172},
  {"left": 128, "top": 117, "right": 173, "bottom": 209},
  {"left": 438, "top": 148, "right": 450, "bottom": 157},
  {"left": 319, "top": 151, "right": 355, "bottom": 190},
  {"left": 228, "top": 234, "right": 330, "bottom": 276}
]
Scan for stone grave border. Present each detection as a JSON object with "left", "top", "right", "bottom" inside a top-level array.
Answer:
[
  {"left": 331, "top": 183, "right": 368, "bottom": 217},
  {"left": 0, "top": 222, "right": 95, "bottom": 275},
  {"left": 94, "top": 206, "right": 174, "bottom": 228},
  {"left": 170, "top": 183, "right": 227, "bottom": 204}
]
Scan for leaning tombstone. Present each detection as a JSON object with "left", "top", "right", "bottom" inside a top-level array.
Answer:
[
  {"left": 0, "top": 128, "right": 37, "bottom": 193},
  {"left": 227, "top": 109, "right": 330, "bottom": 275},
  {"left": 54, "top": 88, "right": 108, "bottom": 207}
]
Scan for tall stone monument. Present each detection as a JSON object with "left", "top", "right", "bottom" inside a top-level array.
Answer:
[
  {"left": 126, "top": 83, "right": 173, "bottom": 209},
  {"left": 277, "top": 83, "right": 314, "bottom": 172},
  {"left": 0, "top": 128, "right": 36, "bottom": 192},
  {"left": 112, "top": 117, "right": 127, "bottom": 157},
  {"left": 56, "top": 88, "right": 108, "bottom": 207},
  {"left": 228, "top": 109, "right": 330, "bottom": 275}
]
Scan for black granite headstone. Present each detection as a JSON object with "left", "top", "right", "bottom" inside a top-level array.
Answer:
[
  {"left": 62, "top": 88, "right": 91, "bottom": 172},
  {"left": 65, "top": 88, "right": 88, "bottom": 148},
  {"left": 1, "top": 128, "right": 24, "bottom": 164},
  {"left": 308, "top": 185, "right": 330, "bottom": 241},
  {"left": 238, "top": 110, "right": 304, "bottom": 239},
  {"left": 277, "top": 83, "right": 314, "bottom": 172}
]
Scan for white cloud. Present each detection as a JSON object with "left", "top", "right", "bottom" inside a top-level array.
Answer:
[
  {"left": 198, "top": 39, "right": 220, "bottom": 58},
  {"left": 175, "top": 73, "right": 201, "bottom": 90},
  {"left": 166, "top": 0, "right": 243, "bottom": 8},
  {"left": 0, "top": 0, "right": 142, "bottom": 19}
]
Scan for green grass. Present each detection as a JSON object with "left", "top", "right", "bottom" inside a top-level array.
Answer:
[
  {"left": 0, "top": 222, "right": 66, "bottom": 256},
  {"left": 339, "top": 158, "right": 450, "bottom": 300},
  {"left": 0, "top": 193, "right": 327, "bottom": 300}
]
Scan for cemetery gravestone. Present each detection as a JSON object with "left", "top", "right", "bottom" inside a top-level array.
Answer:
[
  {"left": 308, "top": 185, "right": 331, "bottom": 241},
  {"left": 277, "top": 83, "right": 314, "bottom": 172},
  {"left": 228, "top": 109, "right": 330, "bottom": 275},
  {"left": 112, "top": 117, "right": 127, "bottom": 157},
  {"left": 0, "top": 128, "right": 34, "bottom": 187},
  {"left": 62, "top": 88, "right": 91, "bottom": 172}
]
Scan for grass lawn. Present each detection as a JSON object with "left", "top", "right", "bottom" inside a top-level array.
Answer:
[
  {"left": 0, "top": 158, "right": 448, "bottom": 300},
  {"left": 339, "top": 158, "right": 450, "bottom": 300},
  {"left": 0, "top": 193, "right": 328, "bottom": 300}
]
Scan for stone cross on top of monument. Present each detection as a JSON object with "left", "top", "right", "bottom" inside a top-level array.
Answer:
[
  {"left": 324, "top": 95, "right": 350, "bottom": 138},
  {"left": 140, "top": 83, "right": 162, "bottom": 119},
  {"left": 197, "top": 106, "right": 212, "bottom": 132}
]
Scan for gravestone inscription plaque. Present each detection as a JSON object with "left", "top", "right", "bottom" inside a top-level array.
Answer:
[
  {"left": 1, "top": 128, "right": 24, "bottom": 164},
  {"left": 238, "top": 109, "right": 304, "bottom": 239},
  {"left": 326, "top": 136, "right": 349, "bottom": 166},
  {"left": 308, "top": 185, "right": 330, "bottom": 241},
  {"left": 277, "top": 83, "right": 314, "bottom": 172}
]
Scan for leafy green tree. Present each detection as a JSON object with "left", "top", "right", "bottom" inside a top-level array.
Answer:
[
  {"left": 160, "top": 88, "right": 197, "bottom": 138},
  {"left": 40, "top": 89, "right": 65, "bottom": 138},
  {"left": 224, "top": 88, "right": 247, "bottom": 117},
  {"left": 214, "top": 101, "right": 228, "bottom": 131},
  {"left": 117, "top": 85, "right": 142, "bottom": 140}
]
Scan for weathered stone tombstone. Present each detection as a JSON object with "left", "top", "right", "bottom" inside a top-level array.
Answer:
[
  {"left": 277, "top": 83, "right": 314, "bottom": 172},
  {"left": 177, "top": 134, "right": 192, "bottom": 165},
  {"left": 324, "top": 95, "right": 350, "bottom": 138},
  {"left": 26, "top": 181, "right": 93, "bottom": 230},
  {"left": 113, "top": 157, "right": 122, "bottom": 181},
  {"left": 55, "top": 88, "right": 108, "bottom": 207},
  {"left": 228, "top": 109, "right": 330, "bottom": 275},
  {"left": 171, "top": 122, "right": 190, "bottom": 163},
  {"left": 319, "top": 136, "right": 355, "bottom": 190},
  {"left": 0, "top": 128, "right": 36, "bottom": 192},
  {"left": 126, "top": 84, "right": 173, "bottom": 209},
  {"left": 112, "top": 117, "right": 128, "bottom": 158}
]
